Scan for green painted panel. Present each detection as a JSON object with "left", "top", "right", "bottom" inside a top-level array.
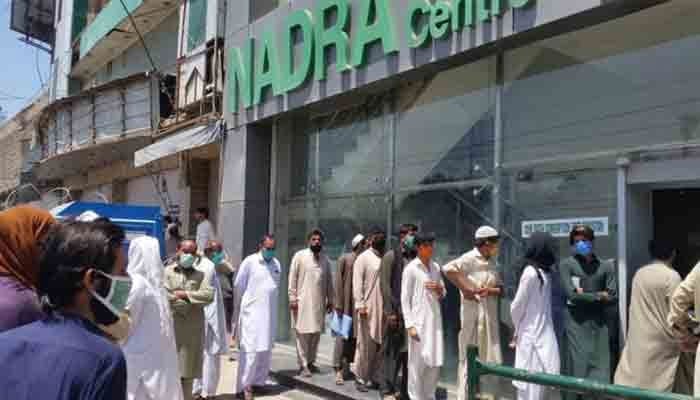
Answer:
[
  {"left": 187, "top": 0, "right": 207, "bottom": 51},
  {"left": 79, "top": 0, "right": 144, "bottom": 57},
  {"left": 71, "top": 0, "right": 88, "bottom": 40}
]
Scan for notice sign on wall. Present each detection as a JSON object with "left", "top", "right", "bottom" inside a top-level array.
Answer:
[{"left": 522, "top": 217, "right": 609, "bottom": 238}]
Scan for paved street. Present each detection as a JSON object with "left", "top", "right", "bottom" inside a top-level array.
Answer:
[{"left": 212, "top": 352, "right": 324, "bottom": 400}]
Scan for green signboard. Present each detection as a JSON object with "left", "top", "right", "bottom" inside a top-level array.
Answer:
[{"left": 227, "top": 0, "right": 533, "bottom": 111}]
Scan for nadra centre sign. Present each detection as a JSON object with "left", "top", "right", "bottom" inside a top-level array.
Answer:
[{"left": 227, "top": 0, "right": 533, "bottom": 110}]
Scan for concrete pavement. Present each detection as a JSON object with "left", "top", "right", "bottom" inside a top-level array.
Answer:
[{"left": 210, "top": 352, "right": 324, "bottom": 400}]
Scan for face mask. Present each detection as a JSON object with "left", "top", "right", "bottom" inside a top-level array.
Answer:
[
  {"left": 310, "top": 244, "right": 323, "bottom": 254},
  {"left": 88, "top": 270, "right": 132, "bottom": 323},
  {"left": 210, "top": 251, "right": 224, "bottom": 265},
  {"left": 262, "top": 248, "right": 275, "bottom": 262},
  {"left": 372, "top": 238, "right": 386, "bottom": 253},
  {"left": 179, "top": 253, "right": 196, "bottom": 269},
  {"left": 574, "top": 240, "right": 593, "bottom": 257},
  {"left": 403, "top": 235, "right": 416, "bottom": 251}
]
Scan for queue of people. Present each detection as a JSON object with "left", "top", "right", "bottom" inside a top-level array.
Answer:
[{"left": 4, "top": 203, "right": 700, "bottom": 400}]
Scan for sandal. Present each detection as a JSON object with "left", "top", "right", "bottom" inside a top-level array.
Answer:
[{"left": 335, "top": 370, "right": 345, "bottom": 385}]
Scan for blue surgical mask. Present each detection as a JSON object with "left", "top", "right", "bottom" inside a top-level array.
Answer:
[
  {"left": 179, "top": 253, "right": 196, "bottom": 269},
  {"left": 573, "top": 240, "right": 593, "bottom": 257},
  {"left": 210, "top": 251, "right": 224, "bottom": 265},
  {"left": 262, "top": 248, "right": 275, "bottom": 262}
]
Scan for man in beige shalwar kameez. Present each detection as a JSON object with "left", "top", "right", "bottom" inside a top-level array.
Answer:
[
  {"left": 288, "top": 229, "right": 333, "bottom": 377},
  {"left": 615, "top": 239, "right": 692, "bottom": 394},
  {"left": 164, "top": 240, "right": 215, "bottom": 400},
  {"left": 668, "top": 252, "right": 700, "bottom": 396},
  {"left": 443, "top": 226, "right": 503, "bottom": 400},
  {"left": 353, "top": 227, "right": 386, "bottom": 392}
]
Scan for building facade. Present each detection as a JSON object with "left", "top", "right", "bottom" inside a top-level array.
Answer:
[
  {"left": 221, "top": 0, "right": 700, "bottom": 386},
  {"left": 0, "top": 94, "right": 48, "bottom": 209},
  {"left": 26, "top": 0, "right": 226, "bottom": 232}
]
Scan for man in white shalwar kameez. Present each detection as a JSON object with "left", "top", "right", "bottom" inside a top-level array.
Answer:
[
  {"left": 123, "top": 236, "right": 184, "bottom": 400},
  {"left": 195, "top": 208, "right": 216, "bottom": 252},
  {"left": 234, "top": 235, "right": 281, "bottom": 400},
  {"left": 402, "top": 233, "right": 445, "bottom": 400},
  {"left": 510, "top": 232, "right": 559, "bottom": 400},
  {"left": 192, "top": 241, "right": 229, "bottom": 399},
  {"left": 443, "top": 226, "right": 503, "bottom": 400}
]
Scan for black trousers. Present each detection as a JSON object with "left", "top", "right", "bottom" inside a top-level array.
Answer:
[
  {"left": 382, "top": 326, "right": 408, "bottom": 397},
  {"left": 223, "top": 297, "right": 234, "bottom": 333},
  {"left": 333, "top": 336, "right": 357, "bottom": 370}
]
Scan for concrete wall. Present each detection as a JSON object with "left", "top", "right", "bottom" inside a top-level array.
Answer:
[
  {"left": 51, "top": 0, "right": 74, "bottom": 101},
  {"left": 91, "top": 11, "right": 180, "bottom": 86},
  {"left": 218, "top": 123, "right": 271, "bottom": 265}
]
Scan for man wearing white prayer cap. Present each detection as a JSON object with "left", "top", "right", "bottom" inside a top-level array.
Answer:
[
  {"left": 442, "top": 225, "right": 503, "bottom": 400},
  {"left": 332, "top": 233, "right": 366, "bottom": 385}
]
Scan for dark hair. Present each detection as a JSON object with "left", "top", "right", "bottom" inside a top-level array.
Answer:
[
  {"left": 649, "top": 239, "right": 675, "bottom": 261},
  {"left": 39, "top": 220, "right": 125, "bottom": 310},
  {"left": 414, "top": 232, "right": 436, "bottom": 247},
  {"left": 569, "top": 224, "right": 594, "bottom": 245},
  {"left": 307, "top": 229, "right": 324, "bottom": 241},
  {"left": 196, "top": 208, "right": 209, "bottom": 219},
  {"left": 369, "top": 226, "right": 385, "bottom": 237},
  {"left": 520, "top": 232, "right": 557, "bottom": 287},
  {"left": 399, "top": 223, "right": 418, "bottom": 236},
  {"left": 164, "top": 215, "right": 173, "bottom": 224},
  {"left": 260, "top": 234, "right": 275, "bottom": 244}
]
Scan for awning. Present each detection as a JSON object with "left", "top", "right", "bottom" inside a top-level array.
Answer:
[{"left": 134, "top": 120, "right": 224, "bottom": 167}]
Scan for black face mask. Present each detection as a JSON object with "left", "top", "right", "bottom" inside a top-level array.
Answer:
[
  {"left": 372, "top": 239, "right": 386, "bottom": 253},
  {"left": 90, "top": 273, "right": 119, "bottom": 326},
  {"left": 310, "top": 244, "right": 323, "bottom": 254},
  {"left": 90, "top": 298, "right": 119, "bottom": 325}
]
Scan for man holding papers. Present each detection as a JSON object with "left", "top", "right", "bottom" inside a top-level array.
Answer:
[{"left": 332, "top": 234, "right": 365, "bottom": 385}]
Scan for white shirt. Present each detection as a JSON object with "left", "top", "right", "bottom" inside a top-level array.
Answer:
[
  {"left": 402, "top": 257, "right": 446, "bottom": 367},
  {"left": 510, "top": 265, "right": 560, "bottom": 382},
  {"left": 235, "top": 252, "right": 282, "bottom": 353},
  {"left": 196, "top": 220, "right": 216, "bottom": 251},
  {"left": 195, "top": 257, "right": 228, "bottom": 355},
  {"left": 124, "top": 237, "right": 184, "bottom": 400}
]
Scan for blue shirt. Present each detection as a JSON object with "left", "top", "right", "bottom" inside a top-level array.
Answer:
[{"left": 0, "top": 312, "right": 127, "bottom": 400}]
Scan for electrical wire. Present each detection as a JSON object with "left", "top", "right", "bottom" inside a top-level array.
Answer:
[{"left": 116, "top": 0, "right": 157, "bottom": 72}]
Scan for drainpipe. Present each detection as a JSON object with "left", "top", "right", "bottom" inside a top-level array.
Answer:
[
  {"left": 493, "top": 53, "right": 504, "bottom": 233},
  {"left": 616, "top": 156, "right": 630, "bottom": 346}
]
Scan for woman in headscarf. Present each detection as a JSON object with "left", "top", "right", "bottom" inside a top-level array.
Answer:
[
  {"left": 122, "top": 236, "right": 184, "bottom": 400},
  {"left": 510, "top": 232, "right": 560, "bottom": 400},
  {"left": 0, "top": 205, "right": 55, "bottom": 332}
]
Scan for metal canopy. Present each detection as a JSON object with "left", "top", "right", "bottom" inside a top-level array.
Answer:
[{"left": 134, "top": 120, "right": 223, "bottom": 167}]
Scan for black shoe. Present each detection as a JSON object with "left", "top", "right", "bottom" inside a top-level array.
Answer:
[
  {"left": 308, "top": 364, "right": 321, "bottom": 374},
  {"left": 356, "top": 381, "right": 369, "bottom": 392}
]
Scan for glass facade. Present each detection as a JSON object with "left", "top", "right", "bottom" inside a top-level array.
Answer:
[{"left": 271, "top": 0, "right": 700, "bottom": 392}]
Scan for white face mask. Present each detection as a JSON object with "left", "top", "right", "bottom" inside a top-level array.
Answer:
[{"left": 88, "top": 270, "right": 133, "bottom": 317}]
